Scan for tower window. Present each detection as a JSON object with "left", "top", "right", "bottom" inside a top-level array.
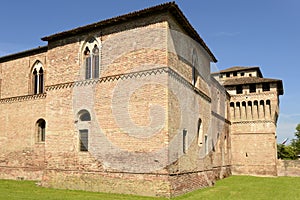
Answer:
[
  {"left": 249, "top": 84, "right": 256, "bottom": 93},
  {"left": 262, "top": 83, "right": 270, "bottom": 91},
  {"left": 236, "top": 85, "right": 243, "bottom": 94}
]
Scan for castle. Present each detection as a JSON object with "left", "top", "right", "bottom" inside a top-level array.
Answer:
[{"left": 0, "top": 2, "right": 283, "bottom": 197}]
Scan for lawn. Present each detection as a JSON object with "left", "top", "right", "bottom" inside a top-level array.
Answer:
[{"left": 0, "top": 176, "right": 300, "bottom": 200}]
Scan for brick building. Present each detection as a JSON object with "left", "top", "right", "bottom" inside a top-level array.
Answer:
[{"left": 0, "top": 2, "right": 283, "bottom": 197}]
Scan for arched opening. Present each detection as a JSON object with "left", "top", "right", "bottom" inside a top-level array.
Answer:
[
  {"left": 236, "top": 102, "right": 241, "bottom": 120},
  {"left": 266, "top": 100, "right": 271, "bottom": 119},
  {"left": 247, "top": 101, "right": 253, "bottom": 120},
  {"left": 242, "top": 101, "right": 247, "bottom": 120},
  {"left": 259, "top": 100, "right": 265, "bottom": 119},
  {"left": 253, "top": 100, "right": 259, "bottom": 119},
  {"left": 78, "top": 109, "right": 91, "bottom": 121},
  {"left": 230, "top": 102, "right": 235, "bottom": 120}
]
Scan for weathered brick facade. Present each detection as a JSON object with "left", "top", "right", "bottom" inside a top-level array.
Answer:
[{"left": 0, "top": 2, "right": 282, "bottom": 197}]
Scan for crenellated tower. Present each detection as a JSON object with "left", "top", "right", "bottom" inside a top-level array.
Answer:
[{"left": 213, "top": 66, "right": 283, "bottom": 176}]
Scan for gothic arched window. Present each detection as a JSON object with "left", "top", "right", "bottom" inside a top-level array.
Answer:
[
  {"left": 83, "top": 38, "right": 100, "bottom": 80},
  {"left": 32, "top": 61, "right": 44, "bottom": 94}
]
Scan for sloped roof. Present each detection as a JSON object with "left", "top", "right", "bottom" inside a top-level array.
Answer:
[
  {"left": 219, "top": 66, "right": 259, "bottom": 73},
  {"left": 223, "top": 77, "right": 284, "bottom": 95},
  {"left": 41, "top": 2, "right": 217, "bottom": 62},
  {"left": 213, "top": 66, "right": 262, "bottom": 77},
  {"left": 0, "top": 46, "right": 48, "bottom": 63}
]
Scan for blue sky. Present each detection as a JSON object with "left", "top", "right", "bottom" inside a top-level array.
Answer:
[{"left": 0, "top": 0, "right": 299, "bottom": 143}]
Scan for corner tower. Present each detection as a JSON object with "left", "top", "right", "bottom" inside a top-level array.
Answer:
[{"left": 213, "top": 66, "right": 283, "bottom": 175}]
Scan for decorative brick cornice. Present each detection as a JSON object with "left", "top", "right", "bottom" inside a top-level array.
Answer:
[
  {"left": 0, "top": 93, "right": 46, "bottom": 104},
  {"left": 46, "top": 67, "right": 169, "bottom": 91},
  {"left": 230, "top": 91, "right": 278, "bottom": 98},
  {"left": 45, "top": 67, "right": 212, "bottom": 103},
  {"left": 232, "top": 120, "right": 274, "bottom": 125}
]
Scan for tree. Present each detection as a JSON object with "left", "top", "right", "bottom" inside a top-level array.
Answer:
[
  {"left": 291, "top": 123, "right": 300, "bottom": 156},
  {"left": 277, "top": 144, "right": 297, "bottom": 160},
  {"left": 277, "top": 123, "right": 300, "bottom": 160}
]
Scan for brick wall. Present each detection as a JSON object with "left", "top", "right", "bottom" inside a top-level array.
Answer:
[
  {"left": 277, "top": 160, "right": 300, "bottom": 176},
  {"left": 0, "top": 10, "right": 233, "bottom": 197},
  {"left": 0, "top": 51, "right": 47, "bottom": 180}
]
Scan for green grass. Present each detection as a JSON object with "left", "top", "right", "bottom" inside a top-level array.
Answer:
[{"left": 0, "top": 176, "right": 300, "bottom": 200}]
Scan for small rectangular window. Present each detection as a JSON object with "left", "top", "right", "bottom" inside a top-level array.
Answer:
[
  {"left": 240, "top": 72, "right": 245, "bottom": 76},
  {"left": 79, "top": 129, "right": 88, "bottom": 151},
  {"left": 236, "top": 85, "right": 243, "bottom": 94},
  {"left": 262, "top": 83, "right": 270, "bottom": 91},
  {"left": 249, "top": 84, "right": 256, "bottom": 93},
  {"left": 233, "top": 72, "right": 237, "bottom": 76},
  {"left": 226, "top": 73, "right": 230, "bottom": 77}
]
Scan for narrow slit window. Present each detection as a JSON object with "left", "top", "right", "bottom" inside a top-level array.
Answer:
[
  {"left": 84, "top": 47, "right": 92, "bottom": 79},
  {"left": 33, "top": 69, "right": 38, "bottom": 94},
  {"left": 197, "top": 119, "right": 203, "bottom": 146},
  {"left": 205, "top": 135, "right": 208, "bottom": 154},
  {"left": 191, "top": 49, "right": 197, "bottom": 86},
  {"left": 39, "top": 68, "right": 44, "bottom": 93},
  {"left": 183, "top": 129, "right": 188, "bottom": 154},
  {"left": 36, "top": 119, "right": 46, "bottom": 142}
]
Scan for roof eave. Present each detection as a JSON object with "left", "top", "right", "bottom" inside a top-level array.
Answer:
[
  {"left": 41, "top": 2, "right": 217, "bottom": 62},
  {"left": 0, "top": 46, "right": 48, "bottom": 63}
]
